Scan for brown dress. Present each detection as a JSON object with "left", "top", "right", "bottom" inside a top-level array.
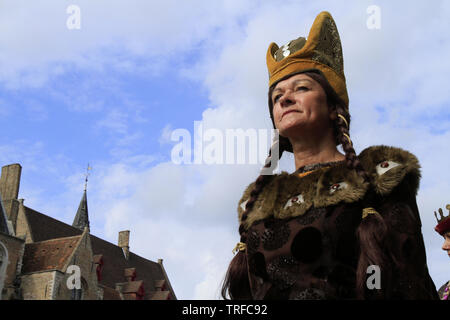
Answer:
[{"left": 237, "top": 146, "right": 438, "bottom": 299}]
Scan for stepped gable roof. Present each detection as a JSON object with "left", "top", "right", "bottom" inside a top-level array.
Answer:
[
  {"left": 100, "top": 285, "right": 122, "bottom": 300},
  {"left": 121, "top": 280, "right": 144, "bottom": 294},
  {"left": 154, "top": 279, "right": 165, "bottom": 288},
  {"left": 147, "top": 290, "right": 171, "bottom": 300},
  {"left": 21, "top": 235, "right": 81, "bottom": 274},
  {"left": 23, "top": 206, "right": 174, "bottom": 298},
  {"left": 88, "top": 233, "right": 166, "bottom": 292}
]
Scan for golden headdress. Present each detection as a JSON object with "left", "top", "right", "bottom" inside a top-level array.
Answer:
[
  {"left": 435, "top": 205, "right": 450, "bottom": 235},
  {"left": 266, "top": 11, "right": 348, "bottom": 109}
]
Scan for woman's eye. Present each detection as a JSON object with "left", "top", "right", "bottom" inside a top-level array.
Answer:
[
  {"left": 273, "top": 94, "right": 282, "bottom": 103},
  {"left": 295, "top": 86, "right": 308, "bottom": 91}
]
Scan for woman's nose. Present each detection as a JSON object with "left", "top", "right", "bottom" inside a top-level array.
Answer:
[
  {"left": 280, "top": 90, "right": 294, "bottom": 107},
  {"left": 443, "top": 239, "right": 450, "bottom": 250}
]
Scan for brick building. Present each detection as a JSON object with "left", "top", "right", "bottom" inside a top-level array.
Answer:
[{"left": 0, "top": 163, "right": 176, "bottom": 300}]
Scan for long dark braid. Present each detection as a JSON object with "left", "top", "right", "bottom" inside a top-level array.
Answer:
[
  {"left": 221, "top": 139, "right": 285, "bottom": 300},
  {"left": 307, "top": 71, "right": 394, "bottom": 299},
  {"left": 333, "top": 102, "right": 392, "bottom": 299}
]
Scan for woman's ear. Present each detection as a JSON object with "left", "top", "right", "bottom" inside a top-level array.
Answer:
[{"left": 329, "top": 106, "right": 338, "bottom": 121}]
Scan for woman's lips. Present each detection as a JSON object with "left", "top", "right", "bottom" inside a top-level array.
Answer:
[{"left": 282, "top": 109, "right": 300, "bottom": 119}]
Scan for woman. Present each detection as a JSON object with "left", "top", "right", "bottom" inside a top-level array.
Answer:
[
  {"left": 222, "top": 11, "right": 438, "bottom": 300},
  {"left": 434, "top": 205, "right": 450, "bottom": 300}
]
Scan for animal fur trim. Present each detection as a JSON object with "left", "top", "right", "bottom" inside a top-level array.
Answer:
[
  {"left": 358, "top": 145, "right": 421, "bottom": 196},
  {"left": 237, "top": 145, "right": 421, "bottom": 229}
]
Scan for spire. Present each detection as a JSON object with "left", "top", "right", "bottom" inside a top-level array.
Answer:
[{"left": 72, "top": 164, "right": 91, "bottom": 232}]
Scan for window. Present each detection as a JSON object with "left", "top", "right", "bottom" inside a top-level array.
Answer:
[
  {"left": 71, "top": 287, "right": 82, "bottom": 300},
  {"left": 0, "top": 242, "right": 8, "bottom": 300},
  {"left": 70, "top": 277, "right": 88, "bottom": 300}
]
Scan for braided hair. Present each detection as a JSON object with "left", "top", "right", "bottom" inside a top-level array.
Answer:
[
  {"left": 221, "top": 71, "right": 393, "bottom": 300},
  {"left": 221, "top": 139, "right": 285, "bottom": 300}
]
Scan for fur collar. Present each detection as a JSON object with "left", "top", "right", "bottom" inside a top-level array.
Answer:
[{"left": 238, "top": 145, "right": 421, "bottom": 230}]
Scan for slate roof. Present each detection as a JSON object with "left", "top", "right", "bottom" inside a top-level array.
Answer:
[
  {"left": 22, "top": 206, "right": 175, "bottom": 298},
  {"left": 72, "top": 190, "right": 89, "bottom": 231},
  {"left": 21, "top": 236, "right": 81, "bottom": 274},
  {"left": 25, "top": 206, "right": 81, "bottom": 241}
]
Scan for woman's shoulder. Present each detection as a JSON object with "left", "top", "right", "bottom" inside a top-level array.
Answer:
[
  {"left": 358, "top": 145, "right": 421, "bottom": 196},
  {"left": 237, "top": 174, "right": 282, "bottom": 229},
  {"left": 236, "top": 165, "right": 367, "bottom": 228},
  {"left": 237, "top": 145, "right": 421, "bottom": 228}
]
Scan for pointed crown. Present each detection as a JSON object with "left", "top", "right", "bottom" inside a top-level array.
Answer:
[
  {"left": 434, "top": 204, "right": 450, "bottom": 235},
  {"left": 266, "top": 11, "right": 349, "bottom": 109}
]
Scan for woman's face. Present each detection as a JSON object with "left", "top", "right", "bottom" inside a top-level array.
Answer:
[
  {"left": 271, "top": 73, "right": 333, "bottom": 139},
  {"left": 443, "top": 232, "right": 450, "bottom": 257}
]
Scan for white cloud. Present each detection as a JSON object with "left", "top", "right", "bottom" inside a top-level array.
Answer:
[
  {"left": 96, "top": 109, "right": 129, "bottom": 134},
  {"left": 159, "top": 124, "right": 174, "bottom": 146},
  {"left": 0, "top": 0, "right": 259, "bottom": 88},
  {"left": 193, "top": 253, "right": 228, "bottom": 300}
]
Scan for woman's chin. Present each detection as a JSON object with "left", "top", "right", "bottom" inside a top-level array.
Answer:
[{"left": 278, "top": 124, "right": 307, "bottom": 139}]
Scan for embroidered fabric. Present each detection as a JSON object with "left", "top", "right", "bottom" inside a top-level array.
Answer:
[
  {"left": 261, "top": 220, "right": 291, "bottom": 251},
  {"left": 246, "top": 230, "right": 260, "bottom": 255},
  {"left": 310, "top": 16, "right": 344, "bottom": 76},
  {"left": 291, "top": 288, "right": 326, "bottom": 300},
  {"left": 296, "top": 207, "right": 326, "bottom": 225},
  {"left": 266, "top": 256, "right": 299, "bottom": 290}
]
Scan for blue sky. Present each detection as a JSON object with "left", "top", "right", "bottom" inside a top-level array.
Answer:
[{"left": 1, "top": 0, "right": 450, "bottom": 299}]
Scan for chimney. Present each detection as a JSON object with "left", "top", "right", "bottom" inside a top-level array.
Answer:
[
  {"left": 118, "top": 230, "right": 130, "bottom": 260},
  {"left": 0, "top": 164, "right": 22, "bottom": 201},
  {"left": 0, "top": 164, "right": 22, "bottom": 231}
]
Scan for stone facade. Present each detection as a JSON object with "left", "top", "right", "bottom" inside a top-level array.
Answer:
[
  {"left": 13, "top": 201, "right": 32, "bottom": 243},
  {"left": 21, "top": 271, "right": 56, "bottom": 300},
  {"left": 55, "top": 230, "right": 99, "bottom": 300},
  {"left": 0, "top": 232, "right": 25, "bottom": 300}
]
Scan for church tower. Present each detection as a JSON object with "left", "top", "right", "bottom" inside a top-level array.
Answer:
[{"left": 72, "top": 165, "right": 91, "bottom": 232}]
